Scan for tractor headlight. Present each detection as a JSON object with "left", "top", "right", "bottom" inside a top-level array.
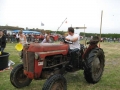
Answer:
[{"left": 35, "top": 53, "right": 39, "bottom": 60}]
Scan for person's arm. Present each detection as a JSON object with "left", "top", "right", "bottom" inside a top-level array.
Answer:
[
  {"left": 70, "top": 37, "right": 78, "bottom": 42},
  {"left": 65, "top": 35, "right": 78, "bottom": 42},
  {"left": 65, "top": 36, "right": 69, "bottom": 41}
]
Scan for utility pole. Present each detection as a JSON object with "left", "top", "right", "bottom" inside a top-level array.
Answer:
[
  {"left": 84, "top": 24, "right": 86, "bottom": 46},
  {"left": 84, "top": 24, "right": 85, "bottom": 38},
  {"left": 99, "top": 10, "right": 103, "bottom": 47},
  {"left": 56, "top": 18, "right": 67, "bottom": 33}
]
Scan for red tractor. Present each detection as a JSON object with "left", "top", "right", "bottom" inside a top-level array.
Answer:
[
  {"left": 34, "top": 34, "right": 44, "bottom": 42},
  {"left": 10, "top": 37, "right": 105, "bottom": 90},
  {"left": 50, "top": 34, "right": 59, "bottom": 42},
  {"left": 34, "top": 34, "right": 59, "bottom": 43}
]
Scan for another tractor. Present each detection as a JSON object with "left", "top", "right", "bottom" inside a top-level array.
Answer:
[{"left": 10, "top": 36, "right": 105, "bottom": 90}]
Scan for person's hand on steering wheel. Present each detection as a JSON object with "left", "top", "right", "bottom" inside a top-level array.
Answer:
[{"left": 65, "top": 38, "right": 70, "bottom": 41}]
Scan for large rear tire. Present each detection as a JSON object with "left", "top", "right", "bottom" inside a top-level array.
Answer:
[
  {"left": 84, "top": 48, "right": 105, "bottom": 84},
  {"left": 42, "top": 74, "right": 67, "bottom": 90},
  {"left": 10, "top": 64, "right": 32, "bottom": 88}
]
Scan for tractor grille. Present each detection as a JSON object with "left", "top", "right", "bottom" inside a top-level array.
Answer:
[{"left": 23, "top": 50, "right": 35, "bottom": 73}]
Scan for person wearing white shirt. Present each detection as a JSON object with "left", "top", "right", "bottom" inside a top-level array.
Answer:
[
  {"left": 19, "top": 30, "right": 27, "bottom": 45},
  {"left": 65, "top": 27, "right": 80, "bottom": 69},
  {"left": 16, "top": 33, "right": 19, "bottom": 43}
]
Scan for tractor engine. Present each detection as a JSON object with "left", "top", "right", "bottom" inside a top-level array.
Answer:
[
  {"left": 41, "top": 55, "right": 68, "bottom": 79},
  {"left": 22, "top": 43, "right": 69, "bottom": 79},
  {"left": 44, "top": 55, "right": 64, "bottom": 67}
]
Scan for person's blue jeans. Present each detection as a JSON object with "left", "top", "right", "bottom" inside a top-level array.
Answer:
[{"left": 69, "top": 48, "right": 79, "bottom": 68}]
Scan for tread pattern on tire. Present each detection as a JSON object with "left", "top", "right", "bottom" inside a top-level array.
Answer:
[
  {"left": 42, "top": 74, "right": 67, "bottom": 90},
  {"left": 84, "top": 47, "right": 105, "bottom": 84},
  {"left": 10, "top": 64, "right": 32, "bottom": 88}
]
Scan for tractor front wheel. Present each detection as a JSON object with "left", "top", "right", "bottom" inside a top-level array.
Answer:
[
  {"left": 42, "top": 74, "right": 67, "bottom": 90},
  {"left": 10, "top": 64, "right": 32, "bottom": 88}
]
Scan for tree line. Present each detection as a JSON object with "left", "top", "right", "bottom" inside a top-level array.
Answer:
[
  {"left": 0, "top": 26, "right": 24, "bottom": 30},
  {"left": 80, "top": 32, "right": 120, "bottom": 38},
  {"left": 0, "top": 26, "right": 66, "bottom": 35}
]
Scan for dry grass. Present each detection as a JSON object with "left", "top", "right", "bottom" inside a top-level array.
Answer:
[{"left": 0, "top": 41, "right": 120, "bottom": 90}]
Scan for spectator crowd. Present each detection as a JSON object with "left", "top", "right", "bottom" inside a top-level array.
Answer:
[{"left": 5, "top": 32, "right": 43, "bottom": 43}]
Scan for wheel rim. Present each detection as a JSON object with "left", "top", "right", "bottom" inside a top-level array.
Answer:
[
  {"left": 92, "top": 57, "right": 102, "bottom": 79},
  {"left": 51, "top": 80, "right": 64, "bottom": 90},
  {"left": 16, "top": 68, "right": 28, "bottom": 83}
]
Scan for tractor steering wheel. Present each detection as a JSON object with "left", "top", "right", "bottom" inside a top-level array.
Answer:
[{"left": 59, "top": 37, "right": 73, "bottom": 44}]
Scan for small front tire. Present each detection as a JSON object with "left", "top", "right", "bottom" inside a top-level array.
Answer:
[
  {"left": 10, "top": 64, "right": 32, "bottom": 88},
  {"left": 42, "top": 74, "right": 67, "bottom": 90}
]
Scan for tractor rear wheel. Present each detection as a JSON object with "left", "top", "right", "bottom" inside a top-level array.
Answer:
[
  {"left": 10, "top": 64, "right": 32, "bottom": 88},
  {"left": 84, "top": 48, "right": 105, "bottom": 84},
  {"left": 42, "top": 74, "right": 67, "bottom": 90}
]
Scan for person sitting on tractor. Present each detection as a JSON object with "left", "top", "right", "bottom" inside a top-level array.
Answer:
[
  {"left": 65, "top": 27, "right": 80, "bottom": 69},
  {"left": 42, "top": 31, "right": 52, "bottom": 43}
]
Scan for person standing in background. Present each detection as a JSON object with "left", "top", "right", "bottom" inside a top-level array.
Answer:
[
  {"left": 0, "top": 30, "right": 6, "bottom": 52},
  {"left": 16, "top": 33, "right": 19, "bottom": 43},
  {"left": 10, "top": 33, "right": 14, "bottom": 43},
  {"left": 114, "top": 38, "right": 116, "bottom": 43},
  {"left": 31, "top": 33, "right": 34, "bottom": 42},
  {"left": 13, "top": 33, "right": 15, "bottom": 43},
  {"left": 19, "top": 30, "right": 27, "bottom": 45},
  {"left": 7, "top": 33, "right": 10, "bottom": 43}
]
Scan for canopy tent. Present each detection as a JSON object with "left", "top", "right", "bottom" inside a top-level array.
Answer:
[{"left": 12, "top": 30, "right": 41, "bottom": 34}]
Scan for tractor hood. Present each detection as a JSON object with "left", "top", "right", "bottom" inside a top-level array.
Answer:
[{"left": 24, "top": 43, "right": 69, "bottom": 56}]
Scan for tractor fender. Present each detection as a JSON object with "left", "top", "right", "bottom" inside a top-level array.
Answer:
[
  {"left": 87, "top": 47, "right": 100, "bottom": 65},
  {"left": 86, "top": 47, "right": 100, "bottom": 66}
]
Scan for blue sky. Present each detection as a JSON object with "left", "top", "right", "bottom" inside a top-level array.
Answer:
[{"left": 0, "top": 0, "right": 120, "bottom": 33}]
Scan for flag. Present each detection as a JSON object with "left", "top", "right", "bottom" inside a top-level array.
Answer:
[{"left": 41, "top": 22, "right": 44, "bottom": 26}]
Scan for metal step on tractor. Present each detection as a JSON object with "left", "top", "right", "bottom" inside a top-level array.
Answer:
[{"left": 10, "top": 36, "right": 105, "bottom": 90}]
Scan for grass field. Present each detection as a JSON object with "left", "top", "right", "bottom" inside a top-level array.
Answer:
[{"left": 0, "top": 41, "right": 120, "bottom": 90}]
